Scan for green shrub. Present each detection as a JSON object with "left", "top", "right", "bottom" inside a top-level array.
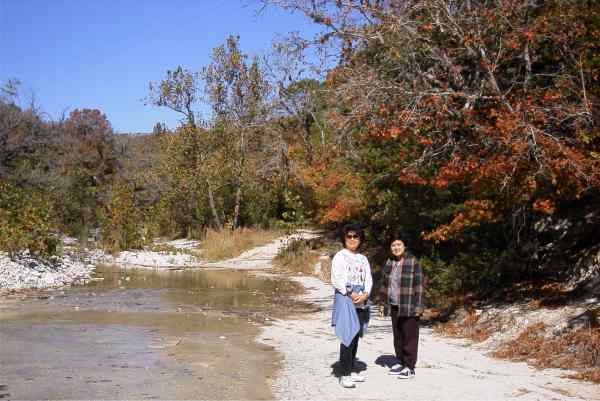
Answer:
[
  {"left": 0, "top": 180, "right": 58, "bottom": 257},
  {"left": 98, "top": 183, "right": 145, "bottom": 254},
  {"left": 422, "top": 249, "right": 513, "bottom": 307},
  {"left": 277, "top": 190, "right": 311, "bottom": 233}
]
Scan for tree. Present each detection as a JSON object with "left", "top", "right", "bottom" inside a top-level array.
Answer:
[
  {"left": 263, "top": 0, "right": 600, "bottom": 291},
  {"left": 147, "top": 66, "right": 201, "bottom": 128},
  {"left": 0, "top": 79, "right": 56, "bottom": 185},
  {"left": 147, "top": 67, "right": 224, "bottom": 229},
  {"left": 56, "top": 108, "right": 120, "bottom": 236},
  {"left": 267, "top": 0, "right": 600, "bottom": 233},
  {"left": 203, "top": 35, "right": 271, "bottom": 228}
]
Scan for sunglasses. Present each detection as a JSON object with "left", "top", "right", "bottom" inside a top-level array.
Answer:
[{"left": 345, "top": 234, "right": 360, "bottom": 239}]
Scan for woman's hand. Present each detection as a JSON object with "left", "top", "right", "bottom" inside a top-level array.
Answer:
[{"left": 352, "top": 293, "right": 367, "bottom": 304}]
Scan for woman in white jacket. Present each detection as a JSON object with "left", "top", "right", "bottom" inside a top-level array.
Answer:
[{"left": 331, "top": 224, "right": 373, "bottom": 388}]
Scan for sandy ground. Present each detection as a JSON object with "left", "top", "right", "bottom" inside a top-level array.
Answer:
[{"left": 258, "top": 275, "right": 600, "bottom": 401}]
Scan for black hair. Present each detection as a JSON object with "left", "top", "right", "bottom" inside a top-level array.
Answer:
[
  {"left": 386, "top": 231, "right": 409, "bottom": 259},
  {"left": 340, "top": 223, "right": 365, "bottom": 248}
]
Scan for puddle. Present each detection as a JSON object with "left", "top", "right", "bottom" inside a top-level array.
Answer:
[
  {"left": 88, "top": 265, "right": 306, "bottom": 315},
  {"left": 0, "top": 266, "right": 307, "bottom": 399}
]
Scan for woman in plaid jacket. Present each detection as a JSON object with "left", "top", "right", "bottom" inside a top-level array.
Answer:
[{"left": 378, "top": 233, "right": 424, "bottom": 379}]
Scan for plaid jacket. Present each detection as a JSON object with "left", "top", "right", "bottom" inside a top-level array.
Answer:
[{"left": 378, "top": 255, "right": 424, "bottom": 317}]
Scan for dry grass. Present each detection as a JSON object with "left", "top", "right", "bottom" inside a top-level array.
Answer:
[
  {"left": 570, "top": 367, "right": 600, "bottom": 383},
  {"left": 433, "top": 283, "right": 600, "bottom": 384},
  {"left": 434, "top": 308, "right": 491, "bottom": 342},
  {"left": 146, "top": 242, "right": 203, "bottom": 258},
  {"left": 145, "top": 242, "right": 180, "bottom": 254},
  {"left": 273, "top": 238, "right": 323, "bottom": 275},
  {"left": 502, "top": 281, "right": 571, "bottom": 307},
  {"left": 199, "top": 228, "right": 283, "bottom": 261},
  {"left": 273, "top": 237, "right": 333, "bottom": 280},
  {"left": 492, "top": 322, "right": 548, "bottom": 360},
  {"left": 316, "top": 254, "right": 332, "bottom": 282},
  {"left": 492, "top": 321, "right": 600, "bottom": 383},
  {"left": 435, "top": 308, "right": 600, "bottom": 383}
]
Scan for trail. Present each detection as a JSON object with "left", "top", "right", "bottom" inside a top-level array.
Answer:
[{"left": 200, "top": 231, "right": 319, "bottom": 270}]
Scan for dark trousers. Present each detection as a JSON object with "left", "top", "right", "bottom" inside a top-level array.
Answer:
[
  {"left": 339, "top": 308, "right": 368, "bottom": 376},
  {"left": 391, "top": 306, "right": 420, "bottom": 369}
]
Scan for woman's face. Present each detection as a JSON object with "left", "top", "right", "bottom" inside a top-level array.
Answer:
[
  {"left": 390, "top": 240, "right": 405, "bottom": 258},
  {"left": 344, "top": 231, "right": 361, "bottom": 252}
]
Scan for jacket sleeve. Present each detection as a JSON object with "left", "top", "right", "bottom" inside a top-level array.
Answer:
[
  {"left": 413, "top": 257, "right": 424, "bottom": 315},
  {"left": 363, "top": 256, "right": 373, "bottom": 296},
  {"left": 378, "top": 259, "right": 390, "bottom": 307},
  {"left": 330, "top": 252, "right": 348, "bottom": 294}
]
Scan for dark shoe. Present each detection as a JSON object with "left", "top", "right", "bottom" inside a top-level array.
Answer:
[
  {"left": 397, "top": 367, "right": 415, "bottom": 379},
  {"left": 388, "top": 364, "right": 405, "bottom": 375}
]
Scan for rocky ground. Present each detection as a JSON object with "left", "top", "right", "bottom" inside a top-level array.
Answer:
[
  {"left": 458, "top": 298, "right": 599, "bottom": 349},
  {"left": 0, "top": 237, "right": 204, "bottom": 293},
  {"left": 0, "top": 251, "right": 96, "bottom": 293}
]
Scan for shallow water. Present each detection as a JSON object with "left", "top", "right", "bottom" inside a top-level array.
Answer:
[{"left": 0, "top": 265, "right": 307, "bottom": 400}]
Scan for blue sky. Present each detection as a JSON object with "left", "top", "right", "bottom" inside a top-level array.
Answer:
[{"left": 0, "top": 0, "right": 320, "bottom": 133}]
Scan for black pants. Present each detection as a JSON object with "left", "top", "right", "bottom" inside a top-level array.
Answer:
[
  {"left": 391, "top": 306, "right": 420, "bottom": 370},
  {"left": 339, "top": 308, "right": 368, "bottom": 376}
]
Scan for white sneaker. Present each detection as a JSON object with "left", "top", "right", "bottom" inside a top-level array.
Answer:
[
  {"left": 339, "top": 375, "right": 356, "bottom": 388},
  {"left": 350, "top": 372, "right": 366, "bottom": 382}
]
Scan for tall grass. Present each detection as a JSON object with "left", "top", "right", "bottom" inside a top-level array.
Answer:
[
  {"left": 273, "top": 237, "right": 331, "bottom": 280},
  {"left": 200, "top": 228, "right": 283, "bottom": 261}
]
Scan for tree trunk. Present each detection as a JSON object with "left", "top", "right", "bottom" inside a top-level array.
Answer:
[
  {"left": 206, "top": 179, "right": 222, "bottom": 229},
  {"left": 232, "top": 128, "right": 245, "bottom": 230},
  {"left": 232, "top": 184, "right": 242, "bottom": 230}
]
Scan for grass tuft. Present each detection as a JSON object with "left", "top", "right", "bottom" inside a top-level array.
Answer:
[
  {"left": 273, "top": 238, "right": 323, "bottom": 275},
  {"left": 272, "top": 237, "right": 334, "bottom": 281}
]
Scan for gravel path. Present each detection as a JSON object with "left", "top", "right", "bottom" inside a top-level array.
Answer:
[
  {"left": 258, "top": 276, "right": 600, "bottom": 401},
  {"left": 199, "top": 231, "right": 320, "bottom": 270}
]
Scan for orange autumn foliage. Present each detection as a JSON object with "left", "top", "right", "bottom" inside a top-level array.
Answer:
[{"left": 423, "top": 200, "right": 500, "bottom": 242}]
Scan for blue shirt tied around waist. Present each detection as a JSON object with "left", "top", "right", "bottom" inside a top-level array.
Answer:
[{"left": 331, "top": 284, "right": 370, "bottom": 347}]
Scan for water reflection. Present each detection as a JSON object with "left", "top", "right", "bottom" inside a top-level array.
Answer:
[
  {"left": 0, "top": 265, "right": 304, "bottom": 399},
  {"left": 88, "top": 265, "right": 303, "bottom": 313}
]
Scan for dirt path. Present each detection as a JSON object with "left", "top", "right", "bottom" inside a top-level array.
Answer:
[{"left": 259, "top": 274, "right": 599, "bottom": 401}]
